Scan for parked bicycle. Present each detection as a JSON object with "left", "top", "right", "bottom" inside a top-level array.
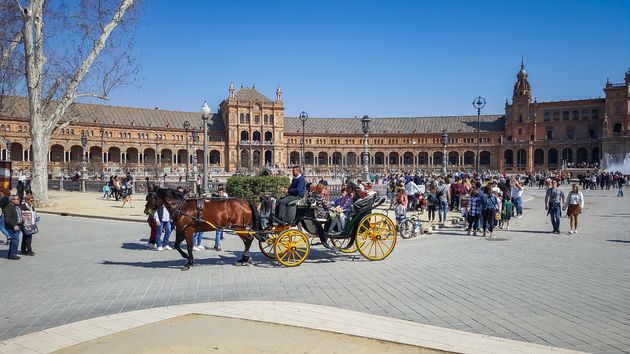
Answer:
[{"left": 396, "top": 211, "right": 423, "bottom": 239}]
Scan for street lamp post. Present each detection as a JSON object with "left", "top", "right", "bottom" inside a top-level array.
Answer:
[
  {"left": 361, "top": 115, "right": 371, "bottom": 182},
  {"left": 4, "top": 139, "right": 11, "bottom": 161},
  {"left": 183, "top": 120, "right": 190, "bottom": 182},
  {"left": 81, "top": 133, "right": 88, "bottom": 192},
  {"left": 441, "top": 129, "right": 448, "bottom": 175},
  {"left": 299, "top": 111, "right": 308, "bottom": 169},
  {"left": 154, "top": 137, "right": 159, "bottom": 181},
  {"left": 472, "top": 96, "right": 486, "bottom": 175},
  {"left": 191, "top": 127, "right": 199, "bottom": 194},
  {"left": 99, "top": 127, "right": 105, "bottom": 180},
  {"left": 201, "top": 101, "right": 211, "bottom": 194}
]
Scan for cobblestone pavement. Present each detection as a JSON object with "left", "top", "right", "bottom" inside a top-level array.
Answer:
[{"left": 0, "top": 187, "right": 629, "bottom": 353}]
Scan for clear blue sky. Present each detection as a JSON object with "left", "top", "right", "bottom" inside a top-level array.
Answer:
[{"left": 101, "top": 0, "right": 630, "bottom": 118}]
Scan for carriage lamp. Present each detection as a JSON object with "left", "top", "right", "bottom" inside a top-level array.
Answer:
[{"left": 201, "top": 101, "right": 211, "bottom": 193}]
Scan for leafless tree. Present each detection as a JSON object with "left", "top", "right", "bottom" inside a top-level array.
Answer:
[{"left": 4, "top": 0, "right": 140, "bottom": 205}]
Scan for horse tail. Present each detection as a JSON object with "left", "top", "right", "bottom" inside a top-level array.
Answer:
[{"left": 248, "top": 200, "right": 260, "bottom": 231}]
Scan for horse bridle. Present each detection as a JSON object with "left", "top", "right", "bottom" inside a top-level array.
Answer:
[{"left": 147, "top": 191, "right": 187, "bottom": 219}]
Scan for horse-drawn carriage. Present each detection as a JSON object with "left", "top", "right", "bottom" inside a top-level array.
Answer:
[{"left": 144, "top": 187, "right": 396, "bottom": 269}]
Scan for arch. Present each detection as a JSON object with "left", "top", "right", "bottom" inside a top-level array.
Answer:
[
  {"left": 264, "top": 131, "right": 273, "bottom": 141},
  {"left": 463, "top": 151, "right": 474, "bottom": 165},
  {"left": 70, "top": 145, "right": 83, "bottom": 162},
  {"left": 89, "top": 146, "right": 102, "bottom": 163},
  {"left": 479, "top": 151, "right": 491, "bottom": 165},
  {"left": 418, "top": 152, "right": 428, "bottom": 165},
  {"left": 264, "top": 150, "right": 273, "bottom": 165},
  {"left": 516, "top": 149, "right": 527, "bottom": 168},
  {"left": 433, "top": 151, "right": 443, "bottom": 165},
  {"left": 108, "top": 147, "right": 121, "bottom": 163},
  {"left": 209, "top": 150, "right": 220, "bottom": 165},
  {"left": 143, "top": 148, "right": 156, "bottom": 164},
  {"left": 388, "top": 152, "right": 399, "bottom": 165},
  {"left": 318, "top": 151, "right": 328, "bottom": 165},
  {"left": 374, "top": 152, "right": 385, "bottom": 165},
  {"left": 240, "top": 130, "right": 249, "bottom": 141},
  {"left": 562, "top": 111, "right": 569, "bottom": 120},
  {"left": 240, "top": 149, "right": 250, "bottom": 168},
  {"left": 195, "top": 149, "right": 203, "bottom": 164},
  {"left": 177, "top": 149, "right": 188, "bottom": 164},
  {"left": 346, "top": 152, "right": 357, "bottom": 165},
  {"left": 290, "top": 151, "right": 300, "bottom": 166},
  {"left": 253, "top": 150, "right": 261, "bottom": 166},
  {"left": 448, "top": 151, "right": 459, "bottom": 165},
  {"left": 591, "top": 147, "right": 599, "bottom": 164},
  {"left": 304, "top": 152, "right": 314, "bottom": 165},
  {"left": 581, "top": 109, "right": 589, "bottom": 120},
  {"left": 503, "top": 149, "right": 513, "bottom": 166},
  {"left": 332, "top": 152, "right": 342, "bottom": 165},
  {"left": 576, "top": 147, "right": 588, "bottom": 164},
  {"left": 613, "top": 123, "right": 622, "bottom": 134},
  {"left": 403, "top": 152, "right": 414, "bottom": 165},
  {"left": 7, "top": 142, "right": 23, "bottom": 161},
  {"left": 126, "top": 147, "right": 139, "bottom": 163},
  {"left": 572, "top": 110, "right": 579, "bottom": 120},
  {"left": 561, "top": 147, "right": 573, "bottom": 164},
  {"left": 161, "top": 148, "right": 173, "bottom": 164},
  {"left": 591, "top": 109, "right": 599, "bottom": 119},
  {"left": 548, "top": 148, "right": 558, "bottom": 166},
  {"left": 534, "top": 148, "right": 544, "bottom": 165},
  {"left": 252, "top": 131, "right": 261, "bottom": 141},
  {"left": 50, "top": 144, "right": 64, "bottom": 162}
]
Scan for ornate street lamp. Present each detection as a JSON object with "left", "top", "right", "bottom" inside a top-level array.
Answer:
[
  {"left": 81, "top": 132, "right": 88, "bottom": 192},
  {"left": 299, "top": 111, "right": 308, "bottom": 169},
  {"left": 361, "top": 115, "right": 371, "bottom": 182},
  {"left": 201, "top": 101, "right": 211, "bottom": 194},
  {"left": 472, "top": 96, "right": 486, "bottom": 175},
  {"left": 191, "top": 127, "right": 199, "bottom": 194},
  {"left": 5, "top": 138, "right": 12, "bottom": 161},
  {"left": 440, "top": 129, "right": 448, "bottom": 175},
  {"left": 183, "top": 120, "right": 190, "bottom": 182}
]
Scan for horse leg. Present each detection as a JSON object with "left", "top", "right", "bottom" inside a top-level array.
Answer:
[
  {"left": 236, "top": 235, "right": 254, "bottom": 266},
  {"left": 174, "top": 229, "right": 189, "bottom": 260},
  {"left": 184, "top": 228, "right": 195, "bottom": 270}
]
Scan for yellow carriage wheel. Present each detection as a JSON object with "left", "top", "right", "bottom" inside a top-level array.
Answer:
[
  {"left": 339, "top": 238, "right": 357, "bottom": 253},
  {"left": 355, "top": 213, "right": 397, "bottom": 261},
  {"left": 258, "top": 236, "right": 276, "bottom": 259},
  {"left": 274, "top": 229, "right": 310, "bottom": 267}
]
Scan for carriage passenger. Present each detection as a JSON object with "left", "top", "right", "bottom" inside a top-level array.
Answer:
[
  {"left": 329, "top": 186, "right": 353, "bottom": 232},
  {"left": 276, "top": 166, "right": 305, "bottom": 224}
]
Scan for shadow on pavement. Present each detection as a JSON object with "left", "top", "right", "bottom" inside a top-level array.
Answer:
[{"left": 606, "top": 239, "right": 630, "bottom": 244}]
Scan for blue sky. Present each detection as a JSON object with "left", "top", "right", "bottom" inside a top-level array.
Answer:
[{"left": 102, "top": 0, "right": 630, "bottom": 117}]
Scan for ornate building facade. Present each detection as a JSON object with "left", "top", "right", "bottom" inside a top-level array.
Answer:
[{"left": 0, "top": 64, "right": 628, "bottom": 176}]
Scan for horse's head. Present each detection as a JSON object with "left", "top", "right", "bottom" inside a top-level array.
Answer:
[{"left": 144, "top": 185, "right": 162, "bottom": 215}]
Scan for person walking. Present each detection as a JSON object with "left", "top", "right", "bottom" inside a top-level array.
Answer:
[
  {"left": 617, "top": 175, "right": 625, "bottom": 197},
  {"left": 0, "top": 188, "right": 11, "bottom": 245},
  {"left": 437, "top": 178, "right": 450, "bottom": 223},
  {"left": 3, "top": 195, "right": 23, "bottom": 260},
  {"left": 564, "top": 184, "right": 584, "bottom": 234},
  {"left": 212, "top": 187, "right": 229, "bottom": 251},
  {"left": 511, "top": 179, "right": 524, "bottom": 218},
  {"left": 153, "top": 204, "right": 172, "bottom": 251},
  {"left": 545, "top": 180, "right": 565, "bottom": 234},
  {"left": 20, "top": 195, "right": 38, "bottom": 256},
  {"left": 502, "top": 196, "right": 515, "bottom": 230},
  {"left": 465, "top": 188, "right": 481, "bottom": 236},
  {"left": 480, "top": 186, "right": 499, "bottom": 238},
  {"left": 426, "top": 186, "right": 437, "bottom": 223}
]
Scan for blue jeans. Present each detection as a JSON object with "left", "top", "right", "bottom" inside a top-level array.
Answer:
[
  {"left": 5, "top": 227, "right": 20, "bottom": 258},
  {"left": 618, "top": 186, "right": 624, "bottom": 197},
  {"left": 193, "top": 231, "right": 203, "bottom": 246},
  {"left": 513, "top": 196, "right": 523, "bottom": 216},
  {"left": 0, "top": 216, "right": 10, "bottom": 242},
  {"left": 215, "top": 229, "right": 223, "bottom": 248},
  {"left": 155, "top": 221, "right": 172, "bottom": 247},
  {"left": 438, "top": 201, "right": 448, "bottom": 222},
  {"left": 549, "top": 203, "right": 561, "bottom": 232}
]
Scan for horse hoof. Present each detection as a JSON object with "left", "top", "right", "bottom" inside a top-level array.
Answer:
[{"left": 181, "top": 265, "right": 190, "bottom": 271}]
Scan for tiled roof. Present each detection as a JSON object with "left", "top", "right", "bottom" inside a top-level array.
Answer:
[
  {"left": 234, "top": 88, "right": 272, "bottom": 103},
  {"left": 0, "top": 97, "right": 225, "bottom": 131},
  {"left": 284, "top": 115, "right": 505, "bottom": 135}
]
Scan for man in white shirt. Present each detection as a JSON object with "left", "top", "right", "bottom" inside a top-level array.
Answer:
[
  {"left": 510, "top": 179, "right": 524, "bottom": 218},
  {"left": 153, "top": 205, "right": 172, "bottom": 251}
]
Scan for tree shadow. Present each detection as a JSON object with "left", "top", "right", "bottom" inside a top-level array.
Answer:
[{"left": 606, "top": 239, "right": 630, "bottom": 244}]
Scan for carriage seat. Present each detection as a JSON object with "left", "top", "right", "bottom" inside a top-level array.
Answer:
[{"left": 288, "top": 198, "right": 313, "bottom": 208}]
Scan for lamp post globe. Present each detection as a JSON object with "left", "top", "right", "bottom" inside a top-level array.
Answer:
[
  {"left": 201, "top": 101, "right": 210, "bottom": 194},
  {"left": 361, "top": 115, "right": 371, "bottom": 182},
  {"left": 472, "top": 96, "right": 486, "bottom": 175},
  {"left": 299, "top": 111, "right": 308, "bottom": 168}
]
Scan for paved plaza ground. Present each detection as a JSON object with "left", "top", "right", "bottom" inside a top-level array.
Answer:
[{"left": 0, "top": 187, "right": 629, "bottom": 353}]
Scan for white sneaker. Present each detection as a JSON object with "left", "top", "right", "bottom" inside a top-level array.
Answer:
[
  {"left": 164, "top": 245, "right": 173, "bottom": 250},
  {"left": 573, "top": 230, "right": 577, "bottom": 234},
  {"left": 157, "top": 246, "right": 164, "bottom": 251},
  {"left": 506, "top": 226, "right": 510, "bottom": 230}
]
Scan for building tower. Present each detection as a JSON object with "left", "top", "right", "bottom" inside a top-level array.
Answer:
[{"left": 505, "top": 59, "right": 534, "bottom": 171}]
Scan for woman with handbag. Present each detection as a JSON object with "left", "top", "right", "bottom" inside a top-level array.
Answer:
[
  {"left": 563, "top": 184, "right": 584, "bottom": 234},
  {"left": 20, "top": 194, "right": 39, "bottom": 256}
]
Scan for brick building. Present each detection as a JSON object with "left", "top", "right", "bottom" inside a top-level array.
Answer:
[{"left": 0, "top": 64, "right": 628, "bottom": 176}]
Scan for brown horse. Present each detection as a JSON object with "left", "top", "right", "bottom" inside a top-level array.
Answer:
[{"left": 144, "top": 187, "right": 260, "bottom": 270}]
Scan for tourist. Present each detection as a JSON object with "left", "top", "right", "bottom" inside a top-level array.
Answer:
[
  {"left": 0, "top": 188, "right": 11, "bottom": 245},
  {"left": 121, "top": 178, "right": 133, "bottom": 208},
  {"left": 154, "top": 204, "right": 172, "bottom": 251},
  {"left": 146, "top": 214, "right": 157, "bottom": 249},
  {"left": 426, "top": 186, "right": 437, "bottom": 223},
  {"left": 436, "top": 178, "right": 450, "bottom": 223},
  {"left": 212, "top": 186, "right": 229, "bottom": 251},
  {"left": 617, "top": 174, "right": 625, "bottom": 197},
  {"left": 102, "top": 183, "right": 110, "bottom": 199},
  {"left": 275, "top": 166, "right": 305, "bottom": 224},
  {"left": 3, "top": 195, "right": 23, "bottom": 260},
  {"left": 20, "top": 195, "right": 38, "bottom": 256},
  {"left": 545, "top": 180, "right": 565, "bottom": 234},
  {"left": 564, "top": 184, "right": 584, "bottom": 234},
  {"left": 405, "top": 177, "right": 420, "bottom": 211},
  {"left": 510, "top": 179, "right": 524, "bottom": 218},
  {"left": 465, "top": 188, "right": 481, "bottom": 236},
  {"left": 480, "top": 186, "right": 499, "bottom": 238},
  {"left": 501, "top": 196, "right": 515, "bottom": 230}
]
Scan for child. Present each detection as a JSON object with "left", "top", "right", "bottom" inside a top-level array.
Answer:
[
  {"left": 102, "top": 183, "right": 110, "bottom": 199},
  {"left": 502, "top": 196, "right": 515, "bottom": 230},
  {"left": 394, "top": 188, "right": 407, "bottom": 225}
]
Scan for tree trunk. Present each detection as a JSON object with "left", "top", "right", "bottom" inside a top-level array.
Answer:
[{"left": 30, "top": 118, "right": 51, "bottom": 206}]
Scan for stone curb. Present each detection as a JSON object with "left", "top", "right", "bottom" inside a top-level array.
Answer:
[{"left": 0, "top": 301, "right": 585, "bottom": 354}]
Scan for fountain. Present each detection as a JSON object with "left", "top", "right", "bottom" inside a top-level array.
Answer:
[{"left": 602, "top": 152, "right": 630, "bottom": 175}]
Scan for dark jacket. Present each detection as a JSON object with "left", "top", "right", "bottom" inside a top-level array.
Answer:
[
  {"left": 287, "top": 175, "right": 306, "bottom": 198},
  {"left": 3, "top": 204, "right": 21, "bottom": 229}
]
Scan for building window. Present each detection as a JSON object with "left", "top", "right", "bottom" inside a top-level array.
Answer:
[
  {"left": 246, "top": 114, "right": 251, "bottom": 124},
  {"left": 239, "top": 113, "right": 244, "bottom": 124},
  {"left": 546, "top": 129, "right": 553, "bottom": 140},
  {"left": 518, "top": 115, "right": 523, "bottom": 123},
  {"left": 269, "top": 115, "right": 274, "bottom": 124},
  {"left": 588, "top": 126, "right": 596, "bottom": 138},
  {"left": 582, "top": 109, "right": 589, "bottom": 120},
  {"left": 563, "top": 111, "right": 569, "bottom": 120},
  {"left": 572, "top": 110, "right": 579, "bottom": 120},
  {"left": 567, "top": 127, "right": 574, "bottom": 139},
  {"left": 263, "top": 114, "right": 268, "bottom": 124},
  {"left": 518, "top": 128, "right": 522, "bottom": 135},
  {"left": 544, "top": 112, "right": 550, "bottom": 121},
  {"left": 592, "top": 109, "right": 599, "bottom": 119},
  {"left": 613, "top": 123, "right": 622, "bottom": 134},
  {"left": 553, "top": 112, "right": 560, "bottom": 121},
  {"left": 254, "top": 115, "right": 259, "bottom": 124}
]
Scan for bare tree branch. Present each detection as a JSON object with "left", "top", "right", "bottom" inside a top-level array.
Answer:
[
  {"left": 75, "top": 92, "right": 108, "bottom": 100},
  {"left": 0, "top": 30, "right": 22, "bottom": 69}
]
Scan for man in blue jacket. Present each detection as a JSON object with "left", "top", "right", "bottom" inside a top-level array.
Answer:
[{"left": 276, "top": 166, "right": 305, "bottom": 224}]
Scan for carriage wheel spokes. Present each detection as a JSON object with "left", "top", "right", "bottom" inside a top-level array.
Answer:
[
  {"left": 259, "top": 236, "right": 277, "bottom": 259},
  {"left": 274, "top": 229, "right": 309, "bottom": 267},
  {"left": 355, "top": 213, "right": 397, "bottom": 261}
]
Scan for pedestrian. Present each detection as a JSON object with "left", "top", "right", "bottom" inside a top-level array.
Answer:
[
  {"left": 511, "top": 179, "right": 524, "bottom": 218},
  {"left": 20, "top": 195, "right": 39, "bottom": 256},
  {"left": 3, "top": 195, "right": 23, "bottom": 260},
  {"left": 426, "top": 186, "right": 437, "bottom": 223},
  {"left": 480, "top": 186, "right": 499, "bottom": 238},
  {"left": 545, "top": 180, "right": 565, "bottom": 234},
  {"left": 437, "top": 178, "right": 450, "bottom": 223},
  {"left": 146, "top": 214, "right": 157, "bottom": 249},
  {"left": 465, "top": 188, "right": 481, "bottom": 236},
  {"left": 121, "top": 178, "right": 133, "bottom": 208},
  {"left": 102, "top": 183, "right": 110, "bottom": 199},
  {"left": 617, "top": 175, "right": 625, "bottom": 197},
  {"left": 502, "top": 196, "right": 515, "bottom": 230},
  {"left": 564, "top": 184, "right": 584, "bottom": 234},
  {"left": 153, "top": 204, "right": 172, "bottom": 251},
  {"left": 213, "top": 187, "right": 229, "bottom": 251},
  {"left": 0, "top": 188, "right": 11, "bottom": 245}
]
